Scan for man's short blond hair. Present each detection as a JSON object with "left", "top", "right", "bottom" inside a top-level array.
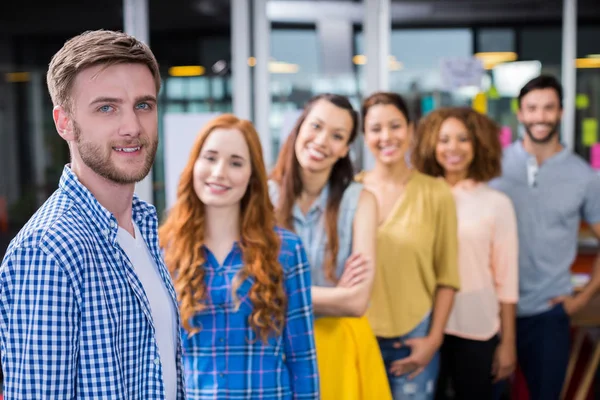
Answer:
[{"left": 47, "top": 30, "right": 161, "bottom": 112}]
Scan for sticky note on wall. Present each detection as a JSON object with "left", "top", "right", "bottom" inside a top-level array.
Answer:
[
  {"left": 591, "top": 144, "right": 600, "bottom": 170},
  {"left": 583, "top": 118, "right": 598, "bottom": 146},
  {"left": 576, "top": 94, "right": 589, "bottom": 110},
  {"left": 499, "top": 126, "right": 512, "bottom": 148},
  {"left": 421, "top": 96, "right": 435, "bottom": 115},
  {"left": 488, "top": 85, "right": 500, "bottom": 100},
  {"left": 511, "top": 98, "right": 519, "bottom": 114},
  {"left": 472, "top": 92, "right": 487, "bottom": 114}
]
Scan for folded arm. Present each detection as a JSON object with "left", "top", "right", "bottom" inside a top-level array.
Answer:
[{"left": 311, "top": 189, "right": 378, "bottom": 317}]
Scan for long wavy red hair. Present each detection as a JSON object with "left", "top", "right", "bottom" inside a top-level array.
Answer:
[{"left": 159, "top": 114, "right": 286, "bottom": 342}]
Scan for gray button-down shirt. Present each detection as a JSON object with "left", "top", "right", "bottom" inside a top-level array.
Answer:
[{"left": 489, "top": 141, "right": 600, "bottom": 317}]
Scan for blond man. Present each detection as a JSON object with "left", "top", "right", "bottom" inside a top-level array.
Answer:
[{"left": 0, "top": 30, "right": 184, "bottom": 399}]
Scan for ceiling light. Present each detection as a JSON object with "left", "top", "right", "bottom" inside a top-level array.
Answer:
[
  {"left": 168, "top": 66, "right": 205, "bottom": 77},
  {"left": 269, "top": 61, "right": 299, "bottom": 74},
  {"left": 353, "top": 55, "right": 367, "bottom": 65},
  {"left": 474, "top": 52, "right": 518, "bottom": 70},
  {"left": 5, "top": 72, "right": 30, "bottom": 82},
  {"left": 576, "top": 58, "right": 600, "bottom": 69}
]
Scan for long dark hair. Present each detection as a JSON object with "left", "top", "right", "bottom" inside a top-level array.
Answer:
[{"left": 270, "top": 94, "right": 359, "bottom": 283}]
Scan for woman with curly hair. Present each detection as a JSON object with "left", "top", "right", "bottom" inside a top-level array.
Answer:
[
  {"left": 159, "top": 114, "right": 319, "bottom": 400},
  {"left": 412, "top": 107, "right": 518, "bottom": 399},
  {"left": 269, "top": 93, "right": 391, "bottom": 400}
]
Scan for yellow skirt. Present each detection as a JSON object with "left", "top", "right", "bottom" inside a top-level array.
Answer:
[{"left": 314, "top": 316, "right": 392, "bottom": 400}]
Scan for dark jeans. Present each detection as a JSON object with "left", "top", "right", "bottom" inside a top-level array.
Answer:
[
  {"left": 492, "top": 379, "right": 510, "bottom": 400},
  {"left": 435, "top": 334, "right": 499, "bottom": 400},
  {"left": 516, "top": 303, "right": 570, "bottom": 400}
]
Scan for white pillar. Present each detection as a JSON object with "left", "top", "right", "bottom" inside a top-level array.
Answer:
[
  {"left": 316, "top": 19, "right": 354, "bottom": 76},
  {"left": 363, "top": 0, "right": 391, "bottom": 170},
  {"left": 124, "top": 0, "right": 153, "bottom": 203},
  {"left": 253, "top": 0, "right": 273, "bottom": 168},
  {"left": 365, "top": 0, "right": 390, "bottom": 93},
  {"left": 232, "top": 0, "right": 252, "bottom": 121},
  {"left": 561, "top": 0, "right": 577, "bottom": 151},
  {"left": 124, "top": 0, "right": 149, "bottom": 44}
]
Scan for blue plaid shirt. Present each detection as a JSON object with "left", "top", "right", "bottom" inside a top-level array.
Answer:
[
  {"left": 181, "top": 228, "right": 319, "bottom": 400},
  {"left": 0, "top": 166, "right": 185, "bottom": 399}
]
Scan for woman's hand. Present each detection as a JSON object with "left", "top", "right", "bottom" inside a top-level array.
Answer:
[
  {"left": 492, "top": 340, "right": 516, "bottom": 382},
  {"left": 337, "top": 253, "right": 370, "bottom": 288},
  {"left": 388, "top": 336, "right": 441, "bottom": 379}
]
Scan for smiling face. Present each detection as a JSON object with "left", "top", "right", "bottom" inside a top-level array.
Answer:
[
  {"left": 55, "top": 62, "right": 158, "bottom": 184},
  {"left": 518, "top": 88, "right": 563, "bottom": 144},
  {"left": 293, "top": 99, "right": 353, "bottom": 174},
  {"left": 363, "top": 103, "right": 411, "bottom": 166},
  {"left": 435, "top": 117, "right": 474, "bottom": 178},
  {"left": 193, "top": 127, "right": 252, "bottom": 209}
]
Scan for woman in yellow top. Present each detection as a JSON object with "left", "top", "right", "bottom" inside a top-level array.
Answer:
[
  {"left": 269, "top": 93, "right": 392, "bottom": 400},
  {"left": 356, "top": 92, "right": 460, "bottom": 400}
]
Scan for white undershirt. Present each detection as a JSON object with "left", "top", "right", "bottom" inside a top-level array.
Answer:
[
  {"left": 116, "top": 222, "right": 177, "bottom": 400},
  {"left": 527, "top": 157, "right": 539, "bottom": 188}
]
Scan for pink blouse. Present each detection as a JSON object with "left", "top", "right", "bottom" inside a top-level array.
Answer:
[{"left": 445, "top": 180, "right": 519, "bottom": 340}]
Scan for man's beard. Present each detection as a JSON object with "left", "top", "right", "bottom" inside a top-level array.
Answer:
[
  {"left": 74, "top": 121, "right": 158, "bottom": 184},
  {"left": 523, "top": 120, "right": 560, "bottom": 144}
]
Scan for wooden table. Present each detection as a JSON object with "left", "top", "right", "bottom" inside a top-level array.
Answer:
[{"left": 562, "top": 290, "right": 600, "bottom": 400}]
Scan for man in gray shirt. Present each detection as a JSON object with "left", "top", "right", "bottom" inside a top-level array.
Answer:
[{"left": 490, "top": 75, "right": 600, "bottom": 399}]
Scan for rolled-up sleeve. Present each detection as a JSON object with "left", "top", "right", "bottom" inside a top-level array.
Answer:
[
  {"left": 491, "top": 195, "right": 519, "bottom": 303},
  {"left": 0, "top": 246, "right": 79, "bottom": 399},
  {"left": 434, "top": 186, "right": 461, "bottom": 290},
  {"left": 283, "top": 240, "right": 319, "bottom": 399},
  {"left": 582, "top": 174, "right": 600, "bottom": 224}
]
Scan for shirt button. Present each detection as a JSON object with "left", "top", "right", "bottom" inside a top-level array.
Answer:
[
  {"left": 110, "top": 220, "right": 116, "bottom": 228},
  {"left": 154, "top": 358, "right": 160, "bottom": 366},
  {"left": 103, "top": 229, "right": 110, "bottom": 237},
  {"left": 219, "top": 338, "right": 224, "bottom": 343}
]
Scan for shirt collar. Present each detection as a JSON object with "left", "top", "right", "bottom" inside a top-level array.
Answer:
[
  {"left": 515, "top": 139, "right": 570, "bottom": 165},
  {"left": 293, "top": 184, "right": 330, "bottom": 221},
  {"left": 314, "top": 184, "right": 330, "bottom": 212},
  {"left": 514, "top": 140, "right": 570, "bottom": 187},
  {"left": 58, "top": 165, "right": 157, "bottom": 240},
  {"left": 451, "top": 178, "right": 480, "bottom": 192}
]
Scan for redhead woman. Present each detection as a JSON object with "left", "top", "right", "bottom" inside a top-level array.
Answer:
[
  {"left": 269, "top": 93, "right": 392, "bottom": 400},
  {"left": 159, "top": 114, "right": 319, "bottom": 400}
]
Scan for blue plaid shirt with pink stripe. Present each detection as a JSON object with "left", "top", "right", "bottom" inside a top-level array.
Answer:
[
  {"left": 0, "top": 165, "right": 185, "bottom": 399},
  {"left": 181, "top": 227, "right": 319, "bottom": 400}
]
